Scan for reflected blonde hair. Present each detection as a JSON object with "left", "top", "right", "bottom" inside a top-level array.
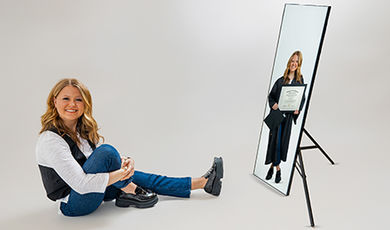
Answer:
[
  {"left": 283, "top": 51, "right": 303, "bottom": 84},
  {"left": 40, "top": 78, "right": 104, "bottom": 145}
]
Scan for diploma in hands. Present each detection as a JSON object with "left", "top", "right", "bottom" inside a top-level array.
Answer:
[{"left": 278, "top": 84, "right": 307, "bottom": 111}]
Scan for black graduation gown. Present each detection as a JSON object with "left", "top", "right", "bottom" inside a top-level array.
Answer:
[{"left": 265, "top": 76, "right": 305, "bottom": 165}]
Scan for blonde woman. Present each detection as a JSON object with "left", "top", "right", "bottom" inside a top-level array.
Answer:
[
  {"left": 36, "top": 78, "right": 223, "bottom": 216},
  {"left": 264, "top": 51, "right": 305, "bottom": 183}
]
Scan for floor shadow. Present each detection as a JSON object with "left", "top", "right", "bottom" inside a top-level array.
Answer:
[
  {"left": 0, "top": 202, "right": 135, "bottom": 230},
  {"left": 158, "top": 190, "right": 216, "bottom": 202}
]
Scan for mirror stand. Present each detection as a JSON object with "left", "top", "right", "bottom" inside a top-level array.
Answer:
[
  {"left": 295, "top": 129, "right": 335, "bottom": 227},
  {"left": 300, "top": 129, "right": 335, "bottom": 164}
]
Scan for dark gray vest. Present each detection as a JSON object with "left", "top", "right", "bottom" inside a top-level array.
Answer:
[{"left": 38, "top": 128, "right": 96, "bottom": 201}]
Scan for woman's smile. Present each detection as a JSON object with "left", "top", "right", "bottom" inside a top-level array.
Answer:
[
  {"left": 54, "top": 85, "right": 85, "bottom": 130},
  {"left": 289, "top": 54, "right": 299, "bottom": 72}
]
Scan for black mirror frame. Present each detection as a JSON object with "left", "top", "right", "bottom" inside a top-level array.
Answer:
[{"left": 253, "top": 4, "right": 331, "bottom": 196}]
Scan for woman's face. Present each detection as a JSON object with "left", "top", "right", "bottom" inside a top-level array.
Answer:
[
  {"left": 289, "top": 55, "right": 299, "bottom": 72},
  {"left": 54, "top": 85, "right": 85, "bottom": 125}
]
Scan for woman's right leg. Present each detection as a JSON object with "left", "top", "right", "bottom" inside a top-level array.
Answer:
[{"left": 60, "top": 144, "right": 132, "bottom": 216}]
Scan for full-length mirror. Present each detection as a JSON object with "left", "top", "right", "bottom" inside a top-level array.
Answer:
[{"left": 253, "top": 4, "right": 330, "bottom": 195}]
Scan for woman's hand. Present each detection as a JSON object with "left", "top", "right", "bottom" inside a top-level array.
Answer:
[
  {"left": 294, "top": 110, "right": 299, "bottom": 115},
  {"left": 107, "top": 167, "right": 132, "bottom": 186},
  {"left": 121, "top": 156, "right": 135, "bottom": 169},
  {"left": 272, "top": 103, "right": 278, "bottom": 110},
  {"left": 107, "top": 157, "right": 135, "bottom": 186},
  {"left": 120, "top": 157, "right": 135, "bottom": 181}
]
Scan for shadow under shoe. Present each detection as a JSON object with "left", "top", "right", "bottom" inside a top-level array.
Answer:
[
  {"left": 115, "top": 187, "right": 158, "bottom": 208},
  {"left": 204, "top": 157, "right": 223, "bottom": 196}
]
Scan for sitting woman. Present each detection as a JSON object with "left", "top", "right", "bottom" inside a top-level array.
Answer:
[{"left": 36, "top": 78, "right": 223, "bottom": 217}]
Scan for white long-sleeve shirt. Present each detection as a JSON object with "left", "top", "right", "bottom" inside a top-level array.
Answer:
[{"left": 36, "top": 131, "right": 109, "bottom": 203}]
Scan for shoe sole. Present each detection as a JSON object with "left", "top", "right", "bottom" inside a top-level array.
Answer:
[
  {"left": 115, "top": 196, "right": 159, "bottom": 208},
  {"left": 215, "top": 157, "right": 223, "bottom": 179},
  {"left": 211, "top": 157, "right": 223, "bottom": 196}
]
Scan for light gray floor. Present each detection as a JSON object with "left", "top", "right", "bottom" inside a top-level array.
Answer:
[{"left": 1, "top": 0, "right": 389, "bottom": 229}]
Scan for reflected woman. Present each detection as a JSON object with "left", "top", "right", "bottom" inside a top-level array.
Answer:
[{"left": 265, "top": 51, "right": 305, "bottom": 183}]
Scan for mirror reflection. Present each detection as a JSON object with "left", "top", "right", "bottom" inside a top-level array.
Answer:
[
  {"left": 264, "top": 51, "right": 306, "bottom": 184},
  {"left": 253, "top": 4, "right": 330, "bottom": 195}
]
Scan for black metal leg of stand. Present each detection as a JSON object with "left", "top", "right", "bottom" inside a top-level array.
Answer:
[
  {"left": 297, "top": 149, "right": 315, "bottom": 227},
  {"left": 303, "top": 128, "right": 335, "bottom": 165}
]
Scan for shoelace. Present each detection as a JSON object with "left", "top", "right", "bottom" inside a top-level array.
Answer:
[{"left": 203, "top": 163, "right": 216, "bottom": 178}]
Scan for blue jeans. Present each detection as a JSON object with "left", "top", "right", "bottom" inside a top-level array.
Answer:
[{"left": 60, "top": 144, "right": 192, "bottom": 217}]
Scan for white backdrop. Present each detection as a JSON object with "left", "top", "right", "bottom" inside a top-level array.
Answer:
[{"left": 0, "top": 0, "right": 389, "bottom": 229}]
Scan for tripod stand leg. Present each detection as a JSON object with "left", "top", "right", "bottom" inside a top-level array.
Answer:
[
  {"left": 297, "top": 150, "right": 315, "bottom": 227},
  {"left": 303, "top": 128, "right": 335, "bottom": 165}
]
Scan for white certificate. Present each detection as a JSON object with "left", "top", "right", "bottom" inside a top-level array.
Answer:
[{"left": 278, "top": 85, "right": 306, "bottom": 111}]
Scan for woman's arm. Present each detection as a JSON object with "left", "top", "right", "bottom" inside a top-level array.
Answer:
[
  {"left": 38, "top": 132, "right": 109, "bottom": 194},
  {"left": 268, "top": 78, "right": 281, "bottom": 109},
  {"left": 292, "top": 77, "right": 305, "bottom": 121},
  {"left": 107, "top": 169, "right": 129, "bottom": 186},
  {"left": 107, "top": 158, "right": 134, "bottom": 186}
]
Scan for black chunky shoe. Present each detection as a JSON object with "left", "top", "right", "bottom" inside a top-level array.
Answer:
[
  {"left": 135, "top": 186, "right": 154, "bottom": 196},
  {"left": 204, "top": 157, "right": 223, "bottom": 196},
  {"left": 115, "top": 186, "right": 158, "bottom": 208},
  {"left": 275, "top": 170, "right": 281, "bottom": 183},
  {"left": 265, "top": 167, "right": 273, "bottom": 180}
]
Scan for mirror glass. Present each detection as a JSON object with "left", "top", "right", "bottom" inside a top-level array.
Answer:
[{"left": 253, "top": 4, "right": 330, "bottom": 195}]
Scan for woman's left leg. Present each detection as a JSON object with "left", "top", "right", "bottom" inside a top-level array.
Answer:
[
  {"left": 274, "top": 124, "right": 283, "bottom": 183},
  {"left": 131, "top": 171, "right": 192, "bottom": 198},
  {"left": 130, "top": 157, "right": 222, "bottom": 198}
]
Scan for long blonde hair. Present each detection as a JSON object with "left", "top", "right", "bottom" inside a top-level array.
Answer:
[
  {"left": 40, "top": 78, "right": 104, "bottom": 145},
  {"left": 283, "top": 51, "right": 303, "bottom": 84}
]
